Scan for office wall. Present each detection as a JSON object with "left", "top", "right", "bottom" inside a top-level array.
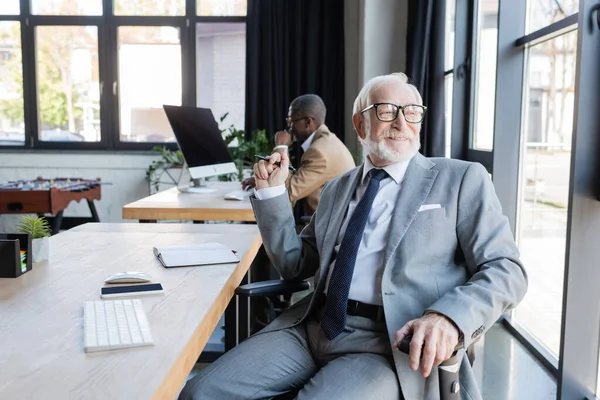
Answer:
[
  {"left": 0, "top": 153, "right": 160, "bottom": 231},
  {"left": 344, "top": 0, "right": 408, "bottom": 157}
]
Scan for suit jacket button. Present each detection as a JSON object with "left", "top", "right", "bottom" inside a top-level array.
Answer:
[{"left": 471, "top": 325, "right": 485, "bottom": 339}]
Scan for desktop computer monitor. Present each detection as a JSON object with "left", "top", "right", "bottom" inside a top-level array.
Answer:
[{"left": 163, "top": 105, "right": 237, "bottom": 192}]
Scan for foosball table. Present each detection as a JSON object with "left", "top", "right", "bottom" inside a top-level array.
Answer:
[{"left": 0, "top": 177, "right": 102, "bottom": 234}]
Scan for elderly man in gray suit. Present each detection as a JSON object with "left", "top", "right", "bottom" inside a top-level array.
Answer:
[{"left": 179, "top": 73, "right": 528, "bottom": 400}]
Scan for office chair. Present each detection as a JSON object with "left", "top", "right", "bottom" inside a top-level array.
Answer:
[
  {"left": 397, "top": 335, "right": 463, "bottom": 400},
  {"left": 236, "top": 279, "right": 311, "bottom": 330},
  {"left": 236, "top": 281, "right": 468, "bottom": 400}
]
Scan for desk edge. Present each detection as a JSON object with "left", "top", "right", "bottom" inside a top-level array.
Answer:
[{"left": 151, "top": 233, "right": 263, "bottom": 400}]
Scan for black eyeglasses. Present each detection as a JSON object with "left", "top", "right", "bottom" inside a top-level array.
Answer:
[
  {"left": 286, "top": 116, "right": 312, "bottom": 128},
  {"left": 360, "top": 103, "right": 427, "bottom": 123}
]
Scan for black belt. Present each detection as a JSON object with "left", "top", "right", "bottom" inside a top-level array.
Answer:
[{"left": 346, "top": 299, "right": 385, "bottom": 322}]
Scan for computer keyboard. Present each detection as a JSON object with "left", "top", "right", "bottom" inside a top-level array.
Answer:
[
  {"left": 84, "top": 299, "right": 154, "bottom": 353},
  {"left": 224, "top": 189, "right": 252, "bottom": 201}
]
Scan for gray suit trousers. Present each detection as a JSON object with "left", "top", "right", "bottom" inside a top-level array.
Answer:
[{"left": 178, "top": 310, "right": 401, "bottom": 400}]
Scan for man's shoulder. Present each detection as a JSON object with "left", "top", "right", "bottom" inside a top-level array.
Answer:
[
  {"left": 427, "top": 157, "right": 483, "bottom": 173},
  {"left": 428, "top": 156, "right": 469, "bottom": 168},
  {"left": 425, "top": 157, "right": 489, "bottom": 185},
  {"left": 304, "top": 128, "right": 355, "bottom": 168},
  {"left": 313, "top": 130, "right": 354, "bottom": 156},
  {"left": 320, "top": 165, "right": 361, "bottom": 192},
  {"left": 311, "top": 128, "right": 344, "bottom": 148}
]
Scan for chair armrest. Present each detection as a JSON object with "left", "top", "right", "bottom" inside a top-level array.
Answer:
[{"left": 235, "top": 280, "right": 310, "bottom": 297}]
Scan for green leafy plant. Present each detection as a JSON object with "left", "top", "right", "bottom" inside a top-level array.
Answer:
[
  {"left": 17, "top": 215, "right": 51, "bottom": 239},
  {"left": 219, "top": 113, "right": 272, "bottom": 182},
  {"left": 145, "top": 146, "right": 185, "bottom": 191}
]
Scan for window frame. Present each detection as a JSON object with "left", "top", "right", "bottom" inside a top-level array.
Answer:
[
  {"left": 450, "top": 0, "right": 496, "bottom": 173},
  {"left": 450, "top": 0, "right": 489, "bottom": 168},
  {"left": 493, "top": 4, "right": 579, "bottom": 382},
  {"left": 557, "top": 2, "right": 600, "bottom": 398},
  {"left": 447, "top": 0, "right": 600, "bottom": 391},
  {"left": 0, "top": 0, "right": 246, "bottom": 151},
  {"left": 448, "top": 1, "right": 600, "bottom": 397},
  {"left": 0, "top": 15, "right": 26, "bottom": 147}
]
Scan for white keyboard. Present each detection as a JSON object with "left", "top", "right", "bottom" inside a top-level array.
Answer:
[
  {"left": 84, "top": 299, "right": 154, "bottom": 353},
  {"left": 224, "top": 190, "right": 252, "bottom": 200}
]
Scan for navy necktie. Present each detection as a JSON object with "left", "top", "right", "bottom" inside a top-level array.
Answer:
[{"left": 321, "top": 168, "right": 389, "bottom": 340}]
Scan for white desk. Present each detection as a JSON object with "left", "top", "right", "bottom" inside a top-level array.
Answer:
[{"left": 0, "top": 223, "right": 261, "bottom": 400}]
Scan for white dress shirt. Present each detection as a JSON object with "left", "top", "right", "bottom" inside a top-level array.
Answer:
[
  {"left": 324, "top": 157, "right": 410, "bottom": 305},
  {"left": 300, "top": 132, "right": 316, "bottom": 152},
  {"left": 255, "top": 156, "right": 411, "bottom": 305}
]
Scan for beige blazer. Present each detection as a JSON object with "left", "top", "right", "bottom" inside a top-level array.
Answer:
[{"left": 283, "top": 124, "right": 355, "bottom": 215}]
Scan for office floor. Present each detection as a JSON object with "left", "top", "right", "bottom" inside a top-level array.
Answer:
[{"left": 188, "top": 322, "right": 556, "bottom": 399}]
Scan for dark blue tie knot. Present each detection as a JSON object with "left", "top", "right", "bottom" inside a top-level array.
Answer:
[{"left": 369, "top": 168, "right": 388, "bottom": 183}]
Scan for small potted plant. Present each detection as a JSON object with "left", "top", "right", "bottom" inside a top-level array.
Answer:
[{"left": 17, "top": 215, "right": 51, "bottom": 263}]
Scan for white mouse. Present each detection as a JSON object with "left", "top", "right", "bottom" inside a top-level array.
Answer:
[{"left": 105, "top": 271, "right": 152, "bottom": 284}]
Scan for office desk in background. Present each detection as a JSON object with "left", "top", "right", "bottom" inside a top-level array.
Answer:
[
  {"left": 122, "top": 182, "right": 255, "bottom": 222},
  {"left": 0, "top": 223, "right": 262, "bottom": 400}
]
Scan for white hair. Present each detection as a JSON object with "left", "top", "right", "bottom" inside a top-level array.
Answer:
[{"left": 352, "top": 73, "right": 423, "bottom": 116}]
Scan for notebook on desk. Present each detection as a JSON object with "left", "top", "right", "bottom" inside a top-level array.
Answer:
[{"left": 153, "top": 242, "right": 239, "bottom": 268}]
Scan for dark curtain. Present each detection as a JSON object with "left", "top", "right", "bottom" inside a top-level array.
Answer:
[
  {"left": 245, "top": 0, "right": 346, "bottom": 141},
  {"left": 406, "top": 0, "right": 446, "bottom": 157}
]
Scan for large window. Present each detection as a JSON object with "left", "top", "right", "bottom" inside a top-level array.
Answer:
[
  {"left": 446, "top": 0, "right": 600, "bottom": 395},
  {"left": 198, "top": 0, "right": 247, "bottom": 16},
  {"left": 118, "top": 26, "right": 181, "bottom": 143},
  {"left": 0, "top": 21, "right": 23, "bottom": 146},
  {"left": 444, "top": 0, "right": 455, "bottom": 158},
  {"left": 31, "top": 0, "right": 102, "bottom": 15},
  {"left": 444, "top": 0, "right": 595, "bottom": 384},
  {"left": 36, "top": 26, "right": 101, "bottom": 143},
  {"left": 0, "top": 2, "right": 19, "bottom": 15},
  {"left": 472, "top": 0, "right": 498, "bottom": 151},
  {"left": 196, "top": 23, "right": 246, "bottom": 131},
  {"left": 0, "top": 0, "right": 246, "bottom": 150},
  {"left": 514, "top": 29, "right": 577, "bottom": 358},
  {"left": 527, "top": 0, "right": 579, "bottom": 34},
  {"left": 114, "top": 0, "right": 185, "bottom": 16}
]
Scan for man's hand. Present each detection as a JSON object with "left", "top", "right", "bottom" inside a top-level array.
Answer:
[
  {"left": 253, "top": 151, "right": 290, "bottom": 189},
  {"left": 241, "top": 177, "right": 256, "bottom": 191},
  {"left": 274, "top": 130, "right": 293, "bottom": 146},
  {"left": 393, "top": 313, "right": 460, "bottom": 378}
]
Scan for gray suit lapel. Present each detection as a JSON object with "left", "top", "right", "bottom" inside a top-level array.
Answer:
[
  {"left": 383, "top": 154, "right": 438, "bottom": 268},
  {"left": 319, "top": 166, "right": 363, "bottom": 280}
]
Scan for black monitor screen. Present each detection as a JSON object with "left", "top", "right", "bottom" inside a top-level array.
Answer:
[{"left": 163, "top": 105, "right": 232, "bottom": 168}]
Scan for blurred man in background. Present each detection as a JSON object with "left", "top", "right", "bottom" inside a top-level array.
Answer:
[{"left": 242, "top": 94, "right": 355, "bottom": 216}]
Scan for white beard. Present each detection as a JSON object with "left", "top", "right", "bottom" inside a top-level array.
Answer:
[{"left": 360, "top": 126, "right": 420, "bottom": 163}]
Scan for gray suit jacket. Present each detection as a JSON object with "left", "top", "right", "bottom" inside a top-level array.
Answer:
[{"left": 250, "top": 153, "right": 528, "bottom": 400}]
